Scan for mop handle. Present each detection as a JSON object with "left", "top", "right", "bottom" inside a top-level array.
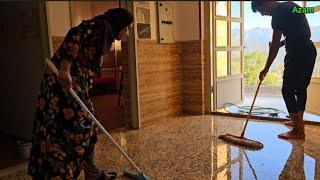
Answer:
[
  {"left": 240, "top": 80, "right": 262, "bottom": 138},
  {"left": 44, "top": 58, "right": 143, "bottom": 174}
]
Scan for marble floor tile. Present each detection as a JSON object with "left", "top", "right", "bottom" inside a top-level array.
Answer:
[{"left": 1, "top": 115, "right": 320, "bottom": 180}]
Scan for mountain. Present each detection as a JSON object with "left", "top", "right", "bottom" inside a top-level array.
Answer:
[
  {"left": 239, "top": 26, "right": 320, "bottom": 69},
  {"left": 244, "top": 27, "right": 273, "bottom": 52},
  {"left": 244, "top": 26, "right": 320, "bottom": 52}
]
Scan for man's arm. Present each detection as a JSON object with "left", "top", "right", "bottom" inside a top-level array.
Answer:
[
  {"left": 270, "top": 40, "right": 285, "bottom": 48},
  {"left": 259, "top": 30, "right": 282, "bottom": 81},
  {"left": 265, "top": 30, "right": 282, "bottom": 70}
]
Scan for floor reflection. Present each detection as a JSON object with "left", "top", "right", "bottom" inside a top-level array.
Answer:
[
  {"left": 1, "top": 115, "right": 320, "bottom": 179},
  {"left": 279, "top": 140, "right": 305, "bottom": 180},
  {"left": 216, "top": 121, "right": 318, "bottom": 180}
]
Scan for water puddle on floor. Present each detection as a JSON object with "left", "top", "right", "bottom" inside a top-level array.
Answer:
[{"left": 215, "top": 121, "right": 317, "bottom": 180}]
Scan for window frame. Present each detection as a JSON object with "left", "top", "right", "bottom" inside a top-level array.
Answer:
[{"left": 214, "top": 1, "right": 244, "bottom": 79}]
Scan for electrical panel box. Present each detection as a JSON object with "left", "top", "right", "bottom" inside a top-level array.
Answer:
[{"left": 157, "top": 1, "right": 174, "bottom": 43}]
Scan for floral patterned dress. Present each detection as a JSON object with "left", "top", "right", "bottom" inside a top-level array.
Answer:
[{"left": 28, "top": 21, "right": 109, "bottom": 179}]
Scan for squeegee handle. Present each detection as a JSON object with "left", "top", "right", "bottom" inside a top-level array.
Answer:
[
  {"left": 240, "top": 80, "right": 262, "bottom": 138},
  {"left": 44, "top": 58, "right": 143, "bottom": 174}
]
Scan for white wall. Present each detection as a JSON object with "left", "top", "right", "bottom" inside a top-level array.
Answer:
[
  {"left": 47, "top": 1, "right": 71, "bottom": 36},
  {"left": 133, "top": 1, "right": 200, "bottom": 42},
  {"left": 91, "top": 1, "right": 119, "bottom": 17},
  {"left": 174, "top": 1, "right": 200, "bottom": 41},
  {"left": 47, "top": 1, "right": 119, "bottom": 37}
]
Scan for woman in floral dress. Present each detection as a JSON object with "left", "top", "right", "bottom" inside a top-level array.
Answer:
[{"left": 28, "top": 8, "right": 133, "bottom": 180}]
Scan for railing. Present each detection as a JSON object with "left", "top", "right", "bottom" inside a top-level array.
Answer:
[{"left": 245, "top": 85, "right": 282, "bottom": 97}]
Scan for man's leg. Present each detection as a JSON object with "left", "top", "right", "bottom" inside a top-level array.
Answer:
[
  {"left": 278, "top": 73, "right": 305, "bottom": 139},
  {"left": 283, "top": 108, "right": 305, "bottom": 127},
  {"left": 296, "top": 88, "right": 307, "bottom": 130},
  {"left": 284, "top": 116, "right": 293, "bottom": 126},
  {"left": 279, "top": 113, "right": 305, "bottom": 139},
  {"left": 290, "top": 60, "right": 315, "bottom": 136},
  {"left": 283, "top": 42, "right": 316, "bottom": 130}
]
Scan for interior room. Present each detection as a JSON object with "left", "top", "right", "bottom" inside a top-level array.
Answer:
[{"left": 0, "top": 1, "right": 319, "bottom": 179}]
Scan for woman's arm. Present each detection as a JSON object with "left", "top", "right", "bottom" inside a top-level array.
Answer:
[
  {"left": 56, "top": 28, "right": 80, "bottom": 90},
  {"left": 58, "top": 60, "right": 73, "bottom": 90}
]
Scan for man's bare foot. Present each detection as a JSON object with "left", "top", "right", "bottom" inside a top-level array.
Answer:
[
  {"left": 278, "top": 130, "right": 305, "bottom": 139},
  {"left": 284, "top": 121, "right": 293, "bottom": 127}
]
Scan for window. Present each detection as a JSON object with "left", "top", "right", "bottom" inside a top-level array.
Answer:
[
  {"left": 231, "top": 51, "right": 241, "bottom": 75},
  {"left": 216, "top": 1, "right": 228, "bottom": 16},
  {"left": 231, "top": 146, "right": 239, "bottom": 161},
  {"left": 217, "top": 144, "right": 228, "bottom": 168},
  {"left": 214, "top": 2, "right": 243, "bottom": 79},
  {"left": 231, "top": 1, "right": 241, "bottom": 18},
  {"left": 217, "top": 51, "right": 228, "bottom": 77},
  {"left": 231, "top": 22, "right": 241, "bottom": 46},
  {"left": 217, "top": 168, "right": 228, "bottom": 180},
  {"left": 216, "top": 20, "right": 228, "bottom": 46},
  {"left": 231, "top": 162, "right": 240, "bottom": 179}
]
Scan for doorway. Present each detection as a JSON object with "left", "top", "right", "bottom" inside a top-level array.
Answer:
[
  {"left": 212, "top": 1, "right": 320, "bottom": 123},
  {"left": 46, "top": 1, "right": 127, "bottom": 130}
]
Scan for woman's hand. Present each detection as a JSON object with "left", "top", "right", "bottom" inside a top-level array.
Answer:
[
  {"left": 58, "top": 60, "right": 72, "bottom": 90},
  {"left": 58, "top": 70, "right": 72, "bottom": 90}
]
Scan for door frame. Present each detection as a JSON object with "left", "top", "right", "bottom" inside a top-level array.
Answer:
[
  {"left": 212, "top": 1, "right": 245, "bottom": 111},
  {"left": 120, "top": 1, "right": 141, "bottom": 129},
  {"left": 208, "top": 1, "right": 320, "bottom": 125},
  {"left": 305, "top": 2, "right": 320, "bottom": 115}
]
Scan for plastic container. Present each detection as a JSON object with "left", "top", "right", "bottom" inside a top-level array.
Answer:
[{"left": 17, "top": 139, "right": 32, "bottom": 160}]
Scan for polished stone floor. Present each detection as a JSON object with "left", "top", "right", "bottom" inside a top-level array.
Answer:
[{"left": 1, "top": 115, "right": 320, "bottom": 179}]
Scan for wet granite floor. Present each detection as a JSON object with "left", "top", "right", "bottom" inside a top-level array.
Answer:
[
  {"left": 219, "top": 96, "right": 320, "bottom": 123},
  {"left": 1, "top": 115, "right": 320, "bottom": 180}
]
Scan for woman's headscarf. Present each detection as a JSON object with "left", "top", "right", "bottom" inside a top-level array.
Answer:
[
  {"left": 104, "top": 8, "right": 133, "bottom": 38},
  {"left": 93, "top": 8, "right": 133, "bottom": 55}
]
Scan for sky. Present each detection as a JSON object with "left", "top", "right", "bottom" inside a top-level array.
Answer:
[{"left": 244, "top": 1, "right": 320, "bottom": 30}]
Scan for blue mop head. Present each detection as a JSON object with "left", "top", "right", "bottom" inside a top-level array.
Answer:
[{"left": 123, "top": 171, "right": 149, "bottom": 180}]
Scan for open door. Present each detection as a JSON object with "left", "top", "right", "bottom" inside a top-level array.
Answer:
[
  {"left": 307, "top": 40, "right": 320, "bottom": 115},
  {"left": 212, "top": 1, "right": 244, "bottom": 110},
  {"left": 306, "top": 2, "right": 320, "bottom": 115}
]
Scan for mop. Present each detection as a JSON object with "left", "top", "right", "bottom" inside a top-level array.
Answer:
[
  {"left": 218, "top": 80, "right": 264, "bottom": 150},
  {"left": 45, "top": 58, "right": 148, "bottom": 180}
]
